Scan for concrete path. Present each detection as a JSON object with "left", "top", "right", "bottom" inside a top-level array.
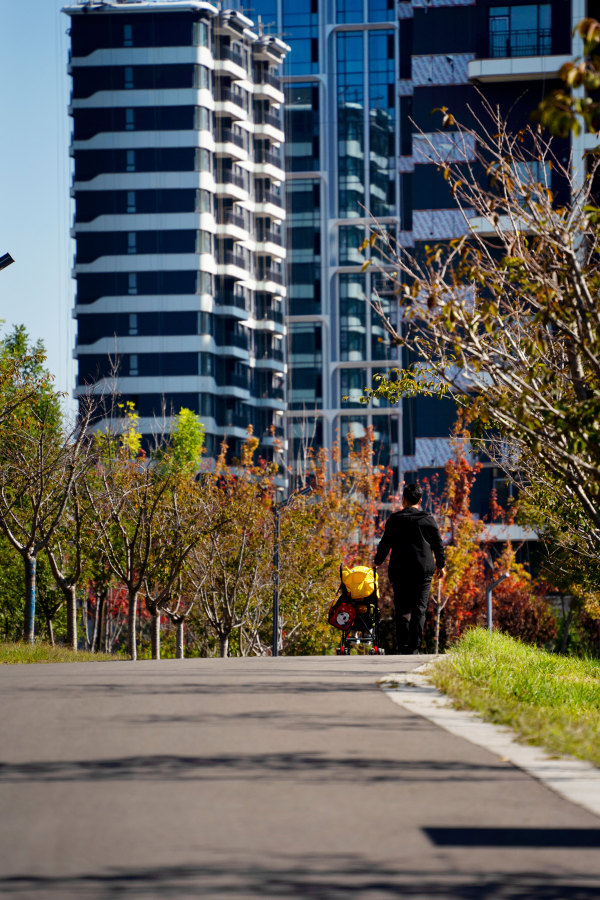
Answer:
[{"left": 0, "top": 655, "right": 599, "bottom": 899}]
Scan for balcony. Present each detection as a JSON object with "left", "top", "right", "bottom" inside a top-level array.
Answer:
[
  {"left": 216, "top": 329, "right": 249, "bottom": 351},
  {"left": 222, "top": 210, "right": 248, "bottom": 230},
  {"left": 256, "top": 303, "right": 284, "bottom": 325},
  {"left": 253, "top": 111, "right": 285, "bottom": 141},
  {"left": 216, "top": 291, "right": 249, "bottom": 311},
  {"left": 221, "top": 249, "right": 251, "bottom": 271},
  {"left": 257, "top": 268, "right": 284, "bottom": 286},
  {"left": 220, "top": 47, "right": 245, "bottom": 70},
  {"left": 489, "top": 28, "right": 552, "bottom": 59},
  {"left": 219, "top": 128, "right": 246, "bottom": 150},
  {"left": 215, "top": 88, "right": 249, "bottom": 119},
  {"left": 470, "top": 27, "right": 568, "bottom": 83},
  {"left": 257, "top": 229, "right": 284, "bottom": 247},
  {"left": 253, "top": 71, "right": 284, "bottom": 103}
]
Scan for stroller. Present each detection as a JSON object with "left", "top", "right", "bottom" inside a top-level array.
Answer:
[{"left": 328, "top": 565, "right": 385, "bottom": 655}]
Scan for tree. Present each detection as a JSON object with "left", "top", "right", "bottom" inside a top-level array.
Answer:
[
  {"left": 537, "top": 18, "right": 600, "bottom": 137},
  {"left": 365, "top": 101, "right": 600, "bottom": 573},
  {"left": 85, "top": 405, "right": 200, "bottom": 660},
  {"left": 0, "top": 330, "right": 92, "bottom": 642}
]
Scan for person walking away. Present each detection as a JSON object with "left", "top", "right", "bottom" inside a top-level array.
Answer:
[{"left": 374, "top": 482, "right": 446, "bottom": 654}]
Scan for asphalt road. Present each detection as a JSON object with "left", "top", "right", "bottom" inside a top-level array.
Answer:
[{"left": 1, "top": 654, "right": 599, "bottom": 899}]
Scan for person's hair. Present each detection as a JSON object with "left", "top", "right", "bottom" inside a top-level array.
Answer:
[{"left": 403, "top": 482, "right": 422, "bottom": 506}]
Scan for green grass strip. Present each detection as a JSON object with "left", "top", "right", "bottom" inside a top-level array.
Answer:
[
  {"left": 0, "top": 642, "right": 120, "bottom": 664},
  {"left": 429, "top": 628, "right": 600, "bottom": 768}
]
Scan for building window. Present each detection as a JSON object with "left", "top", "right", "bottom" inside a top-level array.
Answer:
[
  {"left": 197, "top": 271, "right": 213, "bottom": 295},
  {"left": 196, "top": 230, "right": 212, "bottom": 254},
  {"left": 125, "top": 109, "right": 135, "bottom": 131},
  {"left": 196, "top": 148, "right": 212, "bottom": 172},
  {"left": 196, "top": 189, "right": 212, "bottom": 213},
  {"left": 129, "top": 354, "right": 138, "bottom": 376},
  {"left": 195, "top": 106, "right": 211, "bottom": 131},
  {"left": 128, "top": 313, "right": 138, "bottom": 336},
  {"left": 127, "top": 232, "right": 137, "bottom": 254},
  {"left": 126, "top": 191, "right": 136, "bottom": 213},
  {"left": 489, "top": 5, "right": 552, "bottom": 58},
  {"left": 124, "top": 66, "right": 134, "bottom": 89},
  {"left": 128, "top": 273, "right": 138, "bottom": 295},
  {"left": 339, "top": 225, "right": 366, "bottom": 265},
  {"left": 123, "top": 24, "right": 133, "bottom": 48},
  {"left": 193, "top": 20, "right": 209, "bottom": 48},
  {"left": 194, "top": 65, "right": 211, "bottom": 90},
  {"left": 126, "top": 150, "right": 136, "bottom": 172}
]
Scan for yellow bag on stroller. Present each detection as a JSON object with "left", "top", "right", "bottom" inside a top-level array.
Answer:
[{"left": 341, "top": 565, "right": 378, "bottom": 600}]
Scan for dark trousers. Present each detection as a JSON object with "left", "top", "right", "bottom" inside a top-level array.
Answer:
[{"left": 393, "top": 575, "right": 433, "bottom": 654}]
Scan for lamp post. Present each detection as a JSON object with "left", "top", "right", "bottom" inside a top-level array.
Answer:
[
  {"left": 0, "top": 253, "right": 15, "bottom": 272},
  {"left": 486, "top": 572, "right": 509, "bottom": 633},
  {"left": 272, "top": 484, "right": 312, "bottom": 657}
]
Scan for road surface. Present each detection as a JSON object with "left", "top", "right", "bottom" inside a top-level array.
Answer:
[{"left": 1, "top": 654, "right": 599, "bottom": 898}]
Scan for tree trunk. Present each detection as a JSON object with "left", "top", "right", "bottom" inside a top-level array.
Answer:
[
  {"left": 128, "top": 590, "right": 138, "bottom": 661},
  {"left": 66, "top": 584, "right": 78, "bottom": 652},
  {"left": 46, "top": 614, "right": 55, "bottom": 647},
  {"left": 151, "top": 613, "right": 161, "bottom": 660},
  {"left": 23, "top": 554, "right": 37, "bottom": 644},
  {"left": 94, "top": 589, "right": 107, "bottom": 653},
  {"left": 219, "top": 634, "right": 229, "bottom": 658},
  {"left": 559, "top": 601, "right": 573, "bottom": 655},
  {"left": 176, "top": 621, "right": 184, "bottom": 659}
]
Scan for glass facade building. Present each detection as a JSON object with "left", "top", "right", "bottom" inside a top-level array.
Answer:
[{"left": 249, "top": 0, "right": 401, "bottom": 476}]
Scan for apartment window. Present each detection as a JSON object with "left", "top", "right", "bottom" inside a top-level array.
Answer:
[
  {"left": 194, "top": 66, "right": 210, "bottom": 90},
  {"left": 128, "top": 273, "right": 138, "bottom": 295},
  {"left": 129, "top": 354, "right": 139, "bottom": 376},
  {"left": 196, "top": 148, "right": 212, "bottom": 172},
  {"left": 197, "top": 271, "right": 213, "bottom": 295},
  {"left": 124, "top": 67, "right": 134, "bottom": 89},
  {"left": 126, "top": 150, "right": 136, "bottom": 172},
  {"left": 200, "top": 352, "right": 214, "bottom": 376},
  {"left": 127, "top": 232, "right": 137, "bottom": 255},
  {"left": 123, "top": 24, "right": 133, "bottom": 48},
  {"left": 128, "top": 313, "right": 138, "bottom": 336},
  {"left": 196, "top": 189, "right": 212, "bottom": 213},
  {"left": 195, "top": 106, "right": 211, "bottom": 131},
  {"left": 125, "top": 108, "right": 135, "bottom": 131},
  {"left": 126, "top": 191, "right": 136, "bottom": 213},
  {"left": 193, "top": 21, "right": 209, "bottom": 48},
  {"left": 489, "top": 5, "right": 551, "bottom": 58},
  {"left": 196, "top": 230, "right": 212, "bottom": 254}
]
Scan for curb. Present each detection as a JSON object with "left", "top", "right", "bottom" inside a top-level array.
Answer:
[{"left": 378, "top": 670, "right": 600, "bottom": 820}]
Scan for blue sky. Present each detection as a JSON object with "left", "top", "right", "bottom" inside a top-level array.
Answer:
[{"left": 0, "top": 0, "right": 74, "bottom": 400}]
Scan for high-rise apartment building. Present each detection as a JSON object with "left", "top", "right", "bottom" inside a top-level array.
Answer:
[{"left": 66, "top": 0, "right": 289, "bottom": 458}]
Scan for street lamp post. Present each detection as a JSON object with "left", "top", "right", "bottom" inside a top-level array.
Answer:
[
  {"left": 486, "top": 572, "right": 510, "bottom": 633},
  {"left": 272, "top": 484, "right": 312, "bottom": 657}
]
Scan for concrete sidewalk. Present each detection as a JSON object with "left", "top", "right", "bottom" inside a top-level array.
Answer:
[{"left": 0, "top": 655, "right": 599, "bottom": 898}]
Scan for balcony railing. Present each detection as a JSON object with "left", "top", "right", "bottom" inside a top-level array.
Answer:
[
  {"left": 256, "top": 70, "right": 280, "bottom": 89},
  {"left": 258, "top": 348, "right": 284, "bottom": 362},
  {"left": 222, "top": 210, "right": 248, "bottom": 230},
  {"left": 255, "top": 150, "right": 283, "bottom": 168},
  {"left": 257, "top": 269, "right": 284, "bottom": 285},
  {"left": 256, "top": 189, "right": 284, "bottom": 207},
  {"left": 255, "top": 111, "right": 282, "bottom": 129},
  {"left": 217, "top": 330, "right": 249, "bottom": 350},
  {"left": 216, "top": 410, "right": 250, "bottom": 427},
  {"left": 218, "top": 88, "right": 248, "bottom": 109},
  {"left": 221, "top": 249, "right": 251, "bottom": 270},
  {"left": 257, "top": 229, "right": 284, "bottom": 247},
  {"left": 218, "top": 170, "right": 248, "bottom": 190},
  {"left": 218, "top": 128, "right": 246, "bottom": 149},
  {"left": 219, "top": 46, "right": 245, "bottom": 69},
  {"left": 256, "top": 305, "right": 284, "bottom": 324},
  {"left": 489, "top": 28, "right": 552, "bottom": 58},
  {"left": 216, "top": 292, "right": 248, "bottom": 310}
]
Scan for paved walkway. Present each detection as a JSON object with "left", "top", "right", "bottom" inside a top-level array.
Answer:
[{"left": 0, "top": 655, "right": 599, "bottom": 898}]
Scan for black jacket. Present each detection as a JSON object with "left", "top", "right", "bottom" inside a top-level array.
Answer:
[{"left": 374, "top": 507, "right": 445, "bottom": 581}]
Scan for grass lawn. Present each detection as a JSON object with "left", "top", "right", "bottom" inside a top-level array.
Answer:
[
  {"left": 0, "top": 642, "right": 119, "bottom": 664},
  {"left": 429, "top": 628, "right": 600, "bottom": 768}
]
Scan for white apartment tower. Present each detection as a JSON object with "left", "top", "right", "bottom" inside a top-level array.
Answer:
[{"left": 65, "top": 0, "right": 289, "bottom": 458}]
